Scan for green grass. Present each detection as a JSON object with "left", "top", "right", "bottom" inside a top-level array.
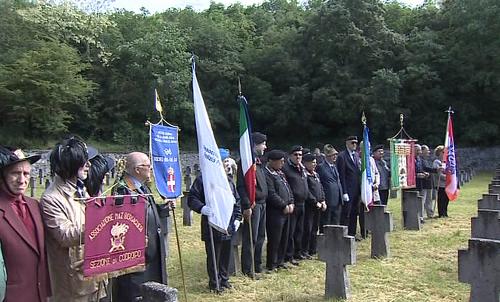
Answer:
[
  {"left": 29, "top": 172, "right": 493, "bottom": 301},
  {"left": 165, "top": 172, "right": 492, "bottom": 302}
]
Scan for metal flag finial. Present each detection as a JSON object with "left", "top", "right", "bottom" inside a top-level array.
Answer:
[
  {"left": 445, "top": 106, "right": 454, "bottom": 114},
  {"left": 238, "top": 77, "right": 242, "bottom": 96},
  {"left": 400, "top": 113, "right": 404, "bottom": 127},
  {"left": 361, "top": 112, "right": 367, "bottom": 125}
]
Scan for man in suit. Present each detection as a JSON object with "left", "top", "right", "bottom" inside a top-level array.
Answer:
[
  {"left": 336, "top": 136, "right": 362, "bottom": 237},
  {"left": 0, "top": 146, "right": 51, "bottom": 302},
  {"left": 316, "top": 144, "right": 343, "bottom": 232},
  {"left": 112, "top": 152, "right": 171, "bottom": 302}
]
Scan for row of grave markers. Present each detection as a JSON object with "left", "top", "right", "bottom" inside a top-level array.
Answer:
[{"left": 458, "top": 166, "right": 500, "bottom": 302}]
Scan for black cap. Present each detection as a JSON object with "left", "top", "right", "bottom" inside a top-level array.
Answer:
[
  {"left": 0, "top": 146, "right": 40, "bottom": 170},
  {"left": 373, "top": 144, "right": 384, "bottom": 152},
  {"left": 289, "top": 145, "right": 303, "bottom": 154},
  {"left": 251, "top": 132, "right": 267, "bottom": 145},
  {"left": 346, "top": 136, "right": 358, "bottom": 142},
  {"left": 267, "top": 150, "right": 285, "bottom": 160},
  {"left": 302, "top": 153, "right": 316, "bottom": 162}
]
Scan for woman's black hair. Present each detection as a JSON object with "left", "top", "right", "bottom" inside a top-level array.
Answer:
[
  {"left": 84, "top": 154, "right": 109, "bottom": 197},
  {"left": 50, "top": 136, "right": 88, "bottom": 181}
]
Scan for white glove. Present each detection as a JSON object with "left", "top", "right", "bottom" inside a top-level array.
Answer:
[
  {"left": 233, "top": 220, "right": 241, "bottom": 232},
  {"left": 201, "top": 206, "right": 213, "bottom": 217},
  {"left": 342, "top": 194, "right": 350, "bottom": 202}
]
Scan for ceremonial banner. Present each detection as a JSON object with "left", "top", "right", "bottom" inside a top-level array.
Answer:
[
  {"left": 192, "top": 63, "right": 235, "bottom": 233},
  {"left": 390, "top": 139, "right": 416, "bottom": 189},
  {"left": 239, "top": 96, "right": 256, "bottom": 207},
  {"left": 360, "top": 124, "right": 373, "bottom": 207},
  {"left": 444, "top": 113, "right": 459, "bottom": 201},
  {"left": 84, "top": 195, "right": 146, "bottom": 277},
  {"left": 150, "top": 124, "right": 182, "bottom": 199}
]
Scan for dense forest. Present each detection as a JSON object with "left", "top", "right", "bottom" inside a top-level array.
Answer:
[{"left": 0, "top": 0, "right": 499, "bottom": 151}]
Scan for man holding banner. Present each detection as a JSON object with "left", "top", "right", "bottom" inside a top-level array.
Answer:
[
  {"left": 238, "top": 131, "right": 268, "bottom": 278},
  {"left": 112, "top": 152, "right": 170, "bottom": 302}
]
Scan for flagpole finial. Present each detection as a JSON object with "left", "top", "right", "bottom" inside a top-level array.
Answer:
[
  {"left": 238, "top": 77, "right": 242, "bottom": 97},
  {"left": 400, "top": 113, "right": 404, "bottom": 127},
  {"left": 361, "top": 112, "right": 367, "bottom": 125},
  {"left": 445, "top": 106, "right": 454, "bottom": 115}
]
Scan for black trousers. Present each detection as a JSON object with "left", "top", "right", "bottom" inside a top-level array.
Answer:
[
  {"left": 286, "top": 203, "right": 305, "bottom": 260},
  {"left": 347, "top": 196, "right": 361, "bottom": 237},
  {"left": 379, "top": 189, "right": 389, "bottom": 205},
  {"left": 302, "top": 205, "right": 320, "bottom": 255},
  {"left": 437, "top": 187, "right": 449, "bottom": 217},
  {"left": 204, "top": 237, "right": 231, "bottom": 288},
  {"left": 319, "top": 202, "right": 342, "bottom": 233},
  {"left": 266, "top": 209, "right": 288, "bottom": 270},
  {"left": 241, "top": 203, "right": 266, "bottom": 274}
]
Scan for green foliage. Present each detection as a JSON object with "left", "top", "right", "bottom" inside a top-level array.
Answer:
[{"left": 1, "top": 0, "right": 500, "bottom": 149}]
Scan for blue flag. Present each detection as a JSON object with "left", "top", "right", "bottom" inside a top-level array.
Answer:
[{"left": 150, "top": 124, "right": 182, "bottom": 199}]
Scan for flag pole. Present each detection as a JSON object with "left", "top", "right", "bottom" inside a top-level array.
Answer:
[
  {"left": 171, "top": 206, "right": 189, "bottom": 301},
  {"left": 433, "top": 107, "right": 453, "bottom": 216},
  {"left": 208, "top": 225, "right": 222, "bottom": 293},
  {"left": 238, "top": 77, "right": 256, "bottom": 279}
]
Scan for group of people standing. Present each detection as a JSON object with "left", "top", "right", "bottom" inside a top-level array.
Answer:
[{"left": 0, "top": 136, "right": 172, "bottom": 302}]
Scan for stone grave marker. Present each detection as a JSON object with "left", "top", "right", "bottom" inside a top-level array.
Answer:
[
  {"left": 45, "top": 178, "right": 51, "bottom": 189},
  {"left": 38, "top": 168, "right": 43, "bottom": 185},
  {"left": 401, "top": 190, "right": 422, "bottom": 230},
  {"left": 183, "top": 166, "right": 192, "bottom": 191},
  {"left": 471, "top": 209, "right": 500, "bottom": 241},
  {"left": 366, "top": 205, "right": 394, "bottom": 258},
  {"left": 489, "top": 184, "right": 500, "bottom": 195},
  {"left": 139, "top": 282, "right": 178, "bottom": 302},
  {"left": 458, "top": 238, "right": 500, "bottom": 302},
  {"left": 228, "top": 227, "right": 242, "bottom": 275},
  {"left": 389, "top": 189, "right": 397, "bottom": 199},
  {"left": 180, "top": 193, "right": 192, "bottom": 226},
  {"left": 317, "top": 225, "right": 356, "bottom": 299},
  {"left": 478, "top": 194, "right": 500, "bottom": 211}
]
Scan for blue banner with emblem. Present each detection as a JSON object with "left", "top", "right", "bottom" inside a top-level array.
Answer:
[{"left": 150, "top": 124, "right": 182, "bottom": 199}]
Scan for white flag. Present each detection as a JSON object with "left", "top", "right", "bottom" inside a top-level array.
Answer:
[{"left": 192, "top": 64, "right": 235, "bottom": 233}]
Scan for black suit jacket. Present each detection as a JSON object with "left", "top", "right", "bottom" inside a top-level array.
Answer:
[
  {"left": 316, "top": 161, "right": 343, "bottom": 207},
  {"left": 336, "top": 150, "right": 361, "bottom": 201}
]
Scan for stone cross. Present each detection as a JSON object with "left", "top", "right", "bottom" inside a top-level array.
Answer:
[
  {"left": 401, "top": 190, "right": 422, "bottom": 230},
  {"left": 228, "top": 228, "right": 242, "bottom": 275},
  {"left": 139, "top": 282, "right": 178, "bottom": 302},
  {"left": 30, "top": 177, "right": 36, "bottom": 197},
  {"left": 458, "top": 238, "right": 500, "bottom": 302},
  {"left": 471, "top": 209, "right": 500, "bottom": 241},
  {"left": 478, "top": 194, "right": 500, "bottom": 211},
  {"left": 366, "top": 205, "right": 394, "bottom": 258},
  {"left": 180, "top": 193, "right": 193, "bottom": 226},
  {"left": 489, "top": 184, "right": 500, "bottom": 194},
  {"left": 317, "top": 225, "right": 356, "bottom": 299},
  {"left": 38, "top": 168, "right": 43, "bottom": 185}
]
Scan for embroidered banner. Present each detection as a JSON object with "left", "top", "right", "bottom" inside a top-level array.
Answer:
[
  {"left": 150, "top": 124, "right": 182, "bottom": 198},
  {"left": 83, "top": 195, "right": 146, "bottom": 277}
]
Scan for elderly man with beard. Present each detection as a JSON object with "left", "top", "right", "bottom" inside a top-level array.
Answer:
[
  {"left": 41, "top": 136, "right": 107, "bottom": 302},
  {"left": 0, "top": 146, "right": 51, "bottom": 302},
  {"left": 237, "top": 132, "right": 268, "bottom": 278}
]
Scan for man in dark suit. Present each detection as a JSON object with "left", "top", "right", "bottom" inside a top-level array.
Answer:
[
  {"left": 0, "top": 146, "right": 51, "bottom": 302},
  {"left": 336, "top": 136, "right": 362, "bottom": 237},
  {"left": 316, "top": 144, "right": 343, "bottom": 232}
]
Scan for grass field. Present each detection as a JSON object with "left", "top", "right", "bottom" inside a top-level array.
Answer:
[
  {"left": 29, "top": 171, "right": 493, "bottom": 301},
  {"left": 164, "top": 172, "right": 493, "bottom": 302}
]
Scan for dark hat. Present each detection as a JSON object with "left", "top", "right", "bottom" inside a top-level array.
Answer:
[
  {"left": 251, "top": 132, "right": 267, "bottom": 145},
  {"left": 302, "top": 153, "right": 316, "bottom": 162},
  {"left": 87, "top": 146, "right": 98, "bottom": 160},
  {"left": 289, "top": 145, "right": 303, "bottom": 154},
  {"left": 0, "top": 146, "right": 41, "bottom": 170},
  {"left": 373, "top": 144, "right": 384, "bottom": 152},
  {"left": 323, "top": 144, "right": 338, "bottom": 156},
  {"left": 267, "top": 150, "right": 285, "bottom": 161},
  {"left": 345, "top": 136, "right": 358, "bottom": 142},
  {"left": 104, "top": 156, "right": 115, "bottom": 171},
  {"left": 303, "top": 148, "right": 311, "bottom": 155}
]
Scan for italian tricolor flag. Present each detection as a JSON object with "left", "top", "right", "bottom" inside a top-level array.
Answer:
[
  {"left": 360, "top": 124, "right": 373, "bottom": 208},
  {"left": 239, "top": 96, "right": 256, "bottom": 207}
]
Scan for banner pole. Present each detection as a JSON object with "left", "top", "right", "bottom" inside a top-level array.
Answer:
[
  {"left": 208, "top": 225, "right": 221, "bottom": 293},
  {"left": 171, "top": 207, "right": 188, "bottom": 302},
  {"left": 247, "top": 214, "right": 256, "bottom": 279}
]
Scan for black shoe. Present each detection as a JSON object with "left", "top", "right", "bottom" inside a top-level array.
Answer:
[
  {"left": 294, "top": 254, "right": 306, "bottom": 260},
  {"left": 302, "top": 252, "right": 313, "bottom": 260},
  {"left": 221, "top": 281, "right": 232, "bottom": 289},
  {"left": 265, "top": 267, "right": 278, "bottom": 274},
  {"left": 289, "top": 259, "right": 300, "bottom": 266},
  {"left": 277, "top": 263, "right": 292, "bottom": 270},
  {"left": 242, "top": 272, "right": 260, "bottom": 280},
  {"left": 209, "top": 285, "right": 224, "bottom": 294},
  {"left": 255, "top": 267, "right": 262, "bottom": 274}
]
